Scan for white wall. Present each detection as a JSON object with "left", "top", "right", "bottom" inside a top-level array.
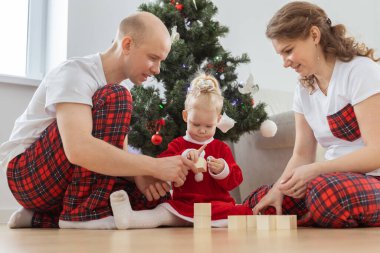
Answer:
[
  {"left": 0, "top": 83, "right": 36, "bottom": 220},
  {"left": 66, "top": 0, "right": 140, "bottom": 58},
  {"left": 65, "top": 0, "right": 380, "bottom": 109},
  {"left": 214, "top": 0, "right": 380, "bottom": 93},
  {"left": 1, "top": 0, "right": 380, "bottom": 219},
  {"left": 66, "top": 0, "right": 380, "bottom": 92}
]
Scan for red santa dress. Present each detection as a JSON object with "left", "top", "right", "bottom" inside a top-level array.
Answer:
[{"left": 158, "top": 134, "right": 253, "bottom": 227}]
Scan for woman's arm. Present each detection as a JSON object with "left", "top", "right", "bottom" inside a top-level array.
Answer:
[
  {"left": 56, "top": 102, "right": 196, "bottom": 185},
  {"left": 276, "top": 112, "right": 318, "bottom": 186},
  {"left": 279, "top": 94, "right": 380, "bottom": 197},
  {"left": 252, "top": 112, "right": 318, "bottom": 213}
]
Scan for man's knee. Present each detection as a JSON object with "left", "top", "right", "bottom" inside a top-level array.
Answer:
[{"left": 92, "top": 84, "right": 131, "bottom": 110}]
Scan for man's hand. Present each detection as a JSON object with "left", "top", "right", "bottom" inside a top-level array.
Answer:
[
  {"left": 186, "top": 144, "right": 207, "bottom": 162},
  {"left": 134, "top": 176, "right": 170, "bottom": 201},
  {"left": 154, "top": 155, "right": 197, "bottom": 187}
]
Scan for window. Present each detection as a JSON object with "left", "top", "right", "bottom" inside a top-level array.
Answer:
[
  {"left": 0, "top": 1, "right": 28, "bottom": 77},
  {"left": 0, "top": 0, "right": 47, "bottom": 81}
]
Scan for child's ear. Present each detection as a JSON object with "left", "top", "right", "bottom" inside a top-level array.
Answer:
[
  {"left": 217, "top": 114, "right": 222, "bottom": 123},
  {"left": 182, "top": 110, "right": 188, "bottom": 122}
]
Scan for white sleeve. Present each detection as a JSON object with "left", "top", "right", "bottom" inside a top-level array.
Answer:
[
  {"left": 208, "top": 158, "right": 230, "bottom": 180},
  {"left": 349, "top": 58, "right": 380, "bottom": 105},
  {"left": 45, "top": 61, "right": 98, "bottom": 114},
  {"left": 292, "top": 85, "right": 304, "bottom": 114}
]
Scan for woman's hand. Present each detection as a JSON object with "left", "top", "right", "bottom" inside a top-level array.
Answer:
[
  {"left": 278, "top": 163, "right": 320, "bottom": 198},
  {"left": 252, "top": 186, "right": 284, "bottom": 215},
  {"left": 134, "top": 176, "right": 171, "bottom": 201}
]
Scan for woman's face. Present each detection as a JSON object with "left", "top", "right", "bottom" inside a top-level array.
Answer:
[{"left": 272, "top": 34, "right": 319, "bottom": 77}]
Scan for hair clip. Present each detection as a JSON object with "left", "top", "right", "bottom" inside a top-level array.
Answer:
[
  {"left": 326, "top": 18, "right": 332, "bottom": 26},
  {"left": 195, "top": 78, "right": 216, "bottom": 92}
]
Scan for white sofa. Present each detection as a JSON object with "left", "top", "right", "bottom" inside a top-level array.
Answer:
[{"left": 231, "top": 111, "right": 296, "bottom": 202}]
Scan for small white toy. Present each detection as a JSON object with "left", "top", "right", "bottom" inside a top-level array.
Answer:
[{"left": 194, "top": 157, "right": 207, "bottom": 182}]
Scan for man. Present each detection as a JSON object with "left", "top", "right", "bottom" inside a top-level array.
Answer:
[{"left": 1, "top": 12, "right": 196, "bottom": 229}]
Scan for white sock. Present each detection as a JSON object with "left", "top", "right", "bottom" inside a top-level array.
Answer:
[
  {"left": 59, "top": 216, "right": 116, "bottom": 230},
  {"left": 110, "top": 190, "right": 188, "bottom": 229},
  {"left": 8, "top": 207, "right": 34, "bottom": 229}
]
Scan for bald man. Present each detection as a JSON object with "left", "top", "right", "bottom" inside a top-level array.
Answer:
[{"left": 2, "top": 12, "right": 197, "bottom": 229}]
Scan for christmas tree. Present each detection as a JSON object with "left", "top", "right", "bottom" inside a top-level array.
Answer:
[{"left": 128, "top": 0, "right": 268, "bottom": 156}]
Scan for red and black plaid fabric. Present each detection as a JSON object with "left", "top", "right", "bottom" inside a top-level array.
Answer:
[
  {"left": 327, "top": 103, "right": 361, "bottom": 142},
  {"left": 7, "top": 84, "right": 168, "bottom": 228},
  {"left": 242, "top": 172, "right": 380, "bottom": 228}
]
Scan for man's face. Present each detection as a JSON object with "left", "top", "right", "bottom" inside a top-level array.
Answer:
[{"left": 124, "top": 33, "right": 171, "bottom": 85}]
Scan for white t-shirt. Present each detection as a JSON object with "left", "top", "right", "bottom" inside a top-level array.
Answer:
[
  {"left": 0, "top": 53, "right": 107, "bottom": 171},
  {"left": 293, "top": 56, "right": 380, "bottom": 176}
]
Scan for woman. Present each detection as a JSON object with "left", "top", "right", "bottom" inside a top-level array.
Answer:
[{"left": 243, "top": 1, "right": 380, "bottom": 228}]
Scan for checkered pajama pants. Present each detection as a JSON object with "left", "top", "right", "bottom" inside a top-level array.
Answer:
[
  {"left": 7, "top": 84, "right": 168, "bottom": 228},
  {"left": 242, "top": 172, "right": 380, "bottom": 228}
]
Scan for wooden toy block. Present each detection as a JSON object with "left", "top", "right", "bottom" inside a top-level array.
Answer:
[
  {"left": 276, "top": 215, "right": 297, "bottom": 230},
  {"left": 228, "top": 215, "right": 247, "bottom": 230},
  {"left": 194, "top": 203, "right": 211, "bottom": 216},
  {"left": 256, "top": 215, "right": 276, "bottom": 230},
  {"left": 246, "top": 215, "right": 257, "bottom": 229},
  {"left": 195, "top": 157, "right": 207, "bottom": 173},
  {"left": 194, "top": 215, "right": 211, "bottom": 229}
]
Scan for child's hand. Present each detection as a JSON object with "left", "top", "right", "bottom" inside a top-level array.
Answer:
[
  {"left": 186, "top": 144, "right": 207, "bottom": 162},
  {"left": 207, "top": 156, "right": 224, "bottom": 174}
]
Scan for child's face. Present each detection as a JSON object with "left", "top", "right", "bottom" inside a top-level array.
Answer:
[{"left": 183, "top": 107, "right": 220, "bottom": 142}]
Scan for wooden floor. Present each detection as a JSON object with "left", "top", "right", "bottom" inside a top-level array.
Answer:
[{"left": 1, "top": 224, "right": 379, "bottom": 253}]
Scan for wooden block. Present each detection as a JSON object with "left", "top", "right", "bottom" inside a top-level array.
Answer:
[
  {"left": 194, "top": 203, "right": 211, "bottom": 216},
  {"left": 194, "top": 216, "right": 211, "bottom": 229},
  {"left": 276, "top": 215, "right": 297, "bottom": 230},
  {"left": 256, "top": 215, "right": 276, "bottom": 230},
  {"left": 228, "top": 215, "right": 247, "bottom": 230},
  {"left": 195, "top": 157, "right": 207, "bottom": 172},
  {"left": 246, "top": 215, "right": 257, "bottom": 229}
]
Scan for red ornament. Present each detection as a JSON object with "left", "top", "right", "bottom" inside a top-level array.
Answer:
[
  {"left": 251, "top": 99, "right": 255, "bottom": 106},
  {"left": 151, "top": 133, "right": 163, "bottom": 145},
  {"left": 175, "top": 3, "right": 183, "bottom": 11},
  {"left": 158, "top": 118, "right": 166, "bottom": 126}
]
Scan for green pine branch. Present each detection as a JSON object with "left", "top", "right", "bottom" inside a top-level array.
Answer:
[{"left": 129, "top": 0, "right": 268, "bottom": 156}]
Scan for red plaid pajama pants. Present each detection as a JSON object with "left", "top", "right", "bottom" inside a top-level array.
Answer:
[
  {"left": 7, "top": 84, "right": 168, "bottom": 228},
  {"left": 242, "top": 172, "right": 380, "bottom": 228}
]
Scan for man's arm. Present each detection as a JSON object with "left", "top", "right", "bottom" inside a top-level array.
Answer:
[{"left": 56, "top": 102, "right": 196, "bottom": 185}]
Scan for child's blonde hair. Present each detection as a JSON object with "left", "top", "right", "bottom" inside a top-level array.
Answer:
[{"left": 185, "top": 74, "right": 223, "bottom": 113}]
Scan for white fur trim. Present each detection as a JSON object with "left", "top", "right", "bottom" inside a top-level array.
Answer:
[
  {"left": 208, "top": 158, "right": 229, "bottom": 180},
  {"left": 183, "top": 131, "right": 214, "bottom": 145}
]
